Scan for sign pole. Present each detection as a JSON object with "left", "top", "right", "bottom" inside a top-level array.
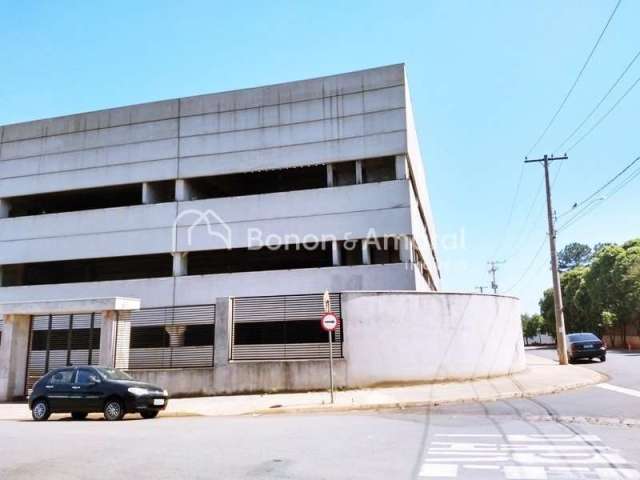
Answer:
[
  {"left": 322, "top": 290, "right": 336, "bottom": 404},
  {"left": 328, "top": 329, "right": 334, "bottom": 404}
]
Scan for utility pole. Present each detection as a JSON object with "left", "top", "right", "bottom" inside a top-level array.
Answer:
[
  {"left": 487, "top": 260, "right": 505, "bottom": 294},
  {"left": 525, "top": 154, "right": 569, "bottom": 365}
]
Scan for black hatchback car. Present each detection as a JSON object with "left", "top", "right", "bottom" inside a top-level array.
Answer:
[
  {"left": 28, "top": 366, "right": 169, "bottom": 421},
  {"left": 567, "top": 332, "right": 607, "bottom": 363}
]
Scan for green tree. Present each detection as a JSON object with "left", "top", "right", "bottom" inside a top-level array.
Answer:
[
  {"left": 558, "top": 242, "right": 592, "bottom": 272},
  {"left": 521, "top": 313, "right": 543, "bottom": 345}
]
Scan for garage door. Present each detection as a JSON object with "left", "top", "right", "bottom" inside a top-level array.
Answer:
[{"left": 25, "top": 313, "right": 102, "bottom": 393}]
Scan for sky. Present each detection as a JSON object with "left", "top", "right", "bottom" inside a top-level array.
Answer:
[{"left": 1, "top": 1, "right": 638, "bottom": 314}]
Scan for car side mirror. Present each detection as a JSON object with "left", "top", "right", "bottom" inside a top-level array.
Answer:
[{"left": 89, "top": 375, "right": 101, "bottom": 384}]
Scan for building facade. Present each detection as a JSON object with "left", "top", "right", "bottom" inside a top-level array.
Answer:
[
  {"left": 0, "top": 64, "right": 439, "bottom": 305},
  {"left": 1, "top": 65, "right": 524, "bottom": 401}
]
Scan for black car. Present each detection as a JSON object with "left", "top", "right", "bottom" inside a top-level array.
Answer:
[
  {"left": 28, "top": 366, "right": 169, "bottom": 421},
  {"left": 567, "top": 332, "right": 607, "bottom": 363}
]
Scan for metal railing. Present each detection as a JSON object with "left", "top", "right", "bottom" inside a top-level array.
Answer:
[
  {"left": 231, "top": 293, "right": 343, "bottom": 361},
  {"left": 127, "top": 304, "right": 216, "bottom": 369}
]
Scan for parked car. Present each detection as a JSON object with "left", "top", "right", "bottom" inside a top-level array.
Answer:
[
  {"left": 567, "top": 332, "right": 607, "bottom": 363},
  {"left": 28, "top": 366, "right": 169, "bottom": 421}
]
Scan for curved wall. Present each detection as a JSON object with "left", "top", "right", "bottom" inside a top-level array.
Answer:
[{"left": 341, "top": 291, "right": 525, "bottom": 387}]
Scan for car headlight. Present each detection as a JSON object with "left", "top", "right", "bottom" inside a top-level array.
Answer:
[
  {"left": 128, "top": 387, "right": 151, "bottom": 396},
  {"left": 162, "top": 389, "right": 169, "bottom": 397}
]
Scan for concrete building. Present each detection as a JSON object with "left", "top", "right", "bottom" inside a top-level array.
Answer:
[{"left": 0, "top": 65, "right": 524, "bottom": 400}]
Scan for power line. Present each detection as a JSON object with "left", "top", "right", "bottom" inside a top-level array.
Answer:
[
  {"left": 492, "top": 164, "right": 525, "bottom": 258},
  {"left": 554, "top": 47, "right": 640, "bottom": 153},
  {"left": 525, "top": 0, "right": 622, "bottom": 157},
  {"left": 557, "top": 155, "right": 640, "bottom": 230},
  {"left": 566, "top": 72, "right": 640, "bottom": 152}
]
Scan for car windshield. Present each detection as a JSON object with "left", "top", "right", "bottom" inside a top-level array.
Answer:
[
  {"left": 95, "top": 367, "right": 133, "bottom": 381},
  {"left": 568, "top": 333, "right": 599, "bottom": 342}
]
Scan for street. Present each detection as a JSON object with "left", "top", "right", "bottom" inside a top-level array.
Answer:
[{"left": 1, "top": 348, "right": 639, "bottom": 479}]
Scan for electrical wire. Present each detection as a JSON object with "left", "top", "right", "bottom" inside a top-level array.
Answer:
[
  {"left": 504, "top": 237, "right": 548, "bottom": 293},
  {"left": 557, "top": 156, "right": 640, "bottom": 231},
  {"left": 525, "top": 0, "right": 623, "bottom": 157},
  {"left": 566, "top": 72, "right": 640, "bottom": 152},
  {"left": 554, "top": 47, "right": 640, "bottom": 153}
]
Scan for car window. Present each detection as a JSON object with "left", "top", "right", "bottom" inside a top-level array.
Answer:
[
  {"left": 48, "top": 369, "right": 75, "bottom": 385},
  {"left": 76, "top": 368, "right": 100, "bottom": 385},
  {"left": 568, "top": 333, "right": 598, "bottom": 342},
  {"left": 96, "top": 367, "right": 133, "bottom": 381}
]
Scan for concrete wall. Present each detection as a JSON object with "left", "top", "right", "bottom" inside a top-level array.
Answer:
[
  {"left": 118, "top": 291, "right": 523, "bottom": 397},
  {"left": 0, "top": 264, "right": 418, "bottom": 308},
  {"left": 342, "top": 291, "right": 525, "bottom": 386}
]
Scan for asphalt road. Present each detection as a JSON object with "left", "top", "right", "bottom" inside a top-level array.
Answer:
[{"left": 1, "top": 348, "right": 638, "bottom": 480}]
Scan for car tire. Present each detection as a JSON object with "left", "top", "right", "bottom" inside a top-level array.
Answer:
[
  {"left": 71, "top": 412, "right": 88, "bottom": 420},
  {"left": 32, "top": 399, "right": 50, "bottom": 422},
  {"left": 600, "top": 355, "right": 606, "bottom": 362},
  {"left": 567, "top": 355, "right": 574, "bottom": 364},
  {"left": 140, "top": 410, "right": 159, "bottom": 419},
  {"left": 104, "top": 399, "right": 125, "bottom": 421}
]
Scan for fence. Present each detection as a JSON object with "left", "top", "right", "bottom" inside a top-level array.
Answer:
[
  {"left": 127, "top": 304, "right": 216, "bottom": 369},
  {"left": 25, "top": 313, "right": 102, "bottom": 391},
  {"left": 231, "top": 293, "right": 343, "bottom": 361}
]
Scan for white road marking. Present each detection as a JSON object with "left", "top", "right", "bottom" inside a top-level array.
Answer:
[
  {"left": 597, "top": 383, "right": 640, "bottom": 398},
  {"left": 419, "top": 463, "right": 458, "bottom": 478},
  {"left": 595, "top": 468, "right": 640, "bottom": 479},
  {"left": 420, "top": 433, "right": 639, "bottom": 479},
  {"left": 503, "top": 466, "right": 547, "bottom": 479}
]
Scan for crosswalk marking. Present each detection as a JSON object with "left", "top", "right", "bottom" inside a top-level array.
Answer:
[
  {"left": 596, "top": 383, "right": 640, "bottom": 399},
  {"left": 419, "top": 433, "right": 638, "bottom": 479}
]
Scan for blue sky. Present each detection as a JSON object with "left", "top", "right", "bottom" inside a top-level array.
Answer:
[{"left": 1, "top": 1, "right": 638, "bottom": 313}]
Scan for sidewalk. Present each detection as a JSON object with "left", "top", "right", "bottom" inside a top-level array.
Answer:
[{"left": 0, "top": 354, "right": 605, "bottom": 421}]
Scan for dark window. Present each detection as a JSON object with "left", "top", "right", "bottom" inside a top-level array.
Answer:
[
  {"left": 76, "top": 368, "right": 99, "bottom": 385},
  {"left": 49, "top": 369, "right": 75, "bottom": 385},
  {"left": 6, "top": 183, "right": 143, "bottom": 218},
  {"left": 333, "top": 161, "right": 357, "bottom": 186},
  {"left": 234, "top": 320, "right": 337, "bottom": 345},
  {"left": 130, "top": 326, "right": 169, "bottom": 348},
  {"left": 31, "top": 327, "right": 100, "bottom": 351},
  {"left": 339, "top": 240, "right": 363, "bottom": 266},
  {"left": 3, "top": 253, "right": 173, "bottom": 287},
  {"left": 188, "top": 244, "right": 332, "bottom": 275},
  {"left": 184, "top": 325, "right": 215, "bottom": 347},
  {"left": 188, "top": 165, "right": 327, "bottom": 200},
  {"left": 362, "top": 156, "right": 396, "bottom": 183},
  {"left": 369, "top": 238, "right": 401, "bottom": 264}
]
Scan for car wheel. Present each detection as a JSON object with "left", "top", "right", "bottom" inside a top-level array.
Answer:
[
  {"left": 71, "top": 412, "right": 88, "bottom": 420},
  {"left": 32, "top": 399, "right": 50, "bottom": 421},
  {"left": 140, "top": 410, "right": 159, "bottom": 419},
  {"left": 600, "top": 355, "right": 606, "bottom": 362},
  {"left": 104, "top": 399, "right": 125, "bottom": 421},
  {"left": 567, "top": 355, "right": 574, "bottom": 364}
]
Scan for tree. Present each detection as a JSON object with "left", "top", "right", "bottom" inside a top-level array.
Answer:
[
  {"left": 558, "top": 242, "right": 592, "bottom": 272},
  {"left": 521, "top": 313, "right": 543, "bottom": 345}
]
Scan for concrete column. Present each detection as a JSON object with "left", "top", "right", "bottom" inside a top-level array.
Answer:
[
  {"left": 331, "top": 240, "right": 342, "bottom": 266},
  {"left": 355, "top": 160, "right": 363, "bottom": 184},
  {"left": 326, "top": 164, "right": 334, "bottom": 187},
  {"left": 214, "top": 297, "right": 232, "bottom": 367},
  {"left": 175, "top": 179, "right": 193, "bottom": 202},
  {"left": 395, "top": 154, "right": 409, "bottom": 180},
  {"left": 165, "top": 325, "right": 187, "bottom": 347},
  {"left": 172, "top": 252, "right": 188, "bottom": 277},
  {"left": 399, "top": 236, "right": 414, "bottom": 263},
  {"left": 361, "top": 240, "right": 371, "bottom": 265},
  {"left": 0, "top": 314, "right": 30, "bottom": 401},
  {"left": 142, "top": 182, "right": 158, "bottom": 204},
  {"left": 99, "top": 311, "right": 131, "bottom": 369},
  {"left": 0, "top": 199, "right": 9, "bottom": 218}
]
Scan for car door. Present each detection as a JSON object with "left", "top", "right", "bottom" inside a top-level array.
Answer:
[
  {"left": 45, "top": 368, "right": 76, "bottom": 412},
  {"left": 73, "top": 368, "right": 104, "bottom": 411}
]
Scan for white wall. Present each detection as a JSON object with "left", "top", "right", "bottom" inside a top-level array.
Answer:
[{"left": 342, "top": 291, "right": 525, "bottom": 386}]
